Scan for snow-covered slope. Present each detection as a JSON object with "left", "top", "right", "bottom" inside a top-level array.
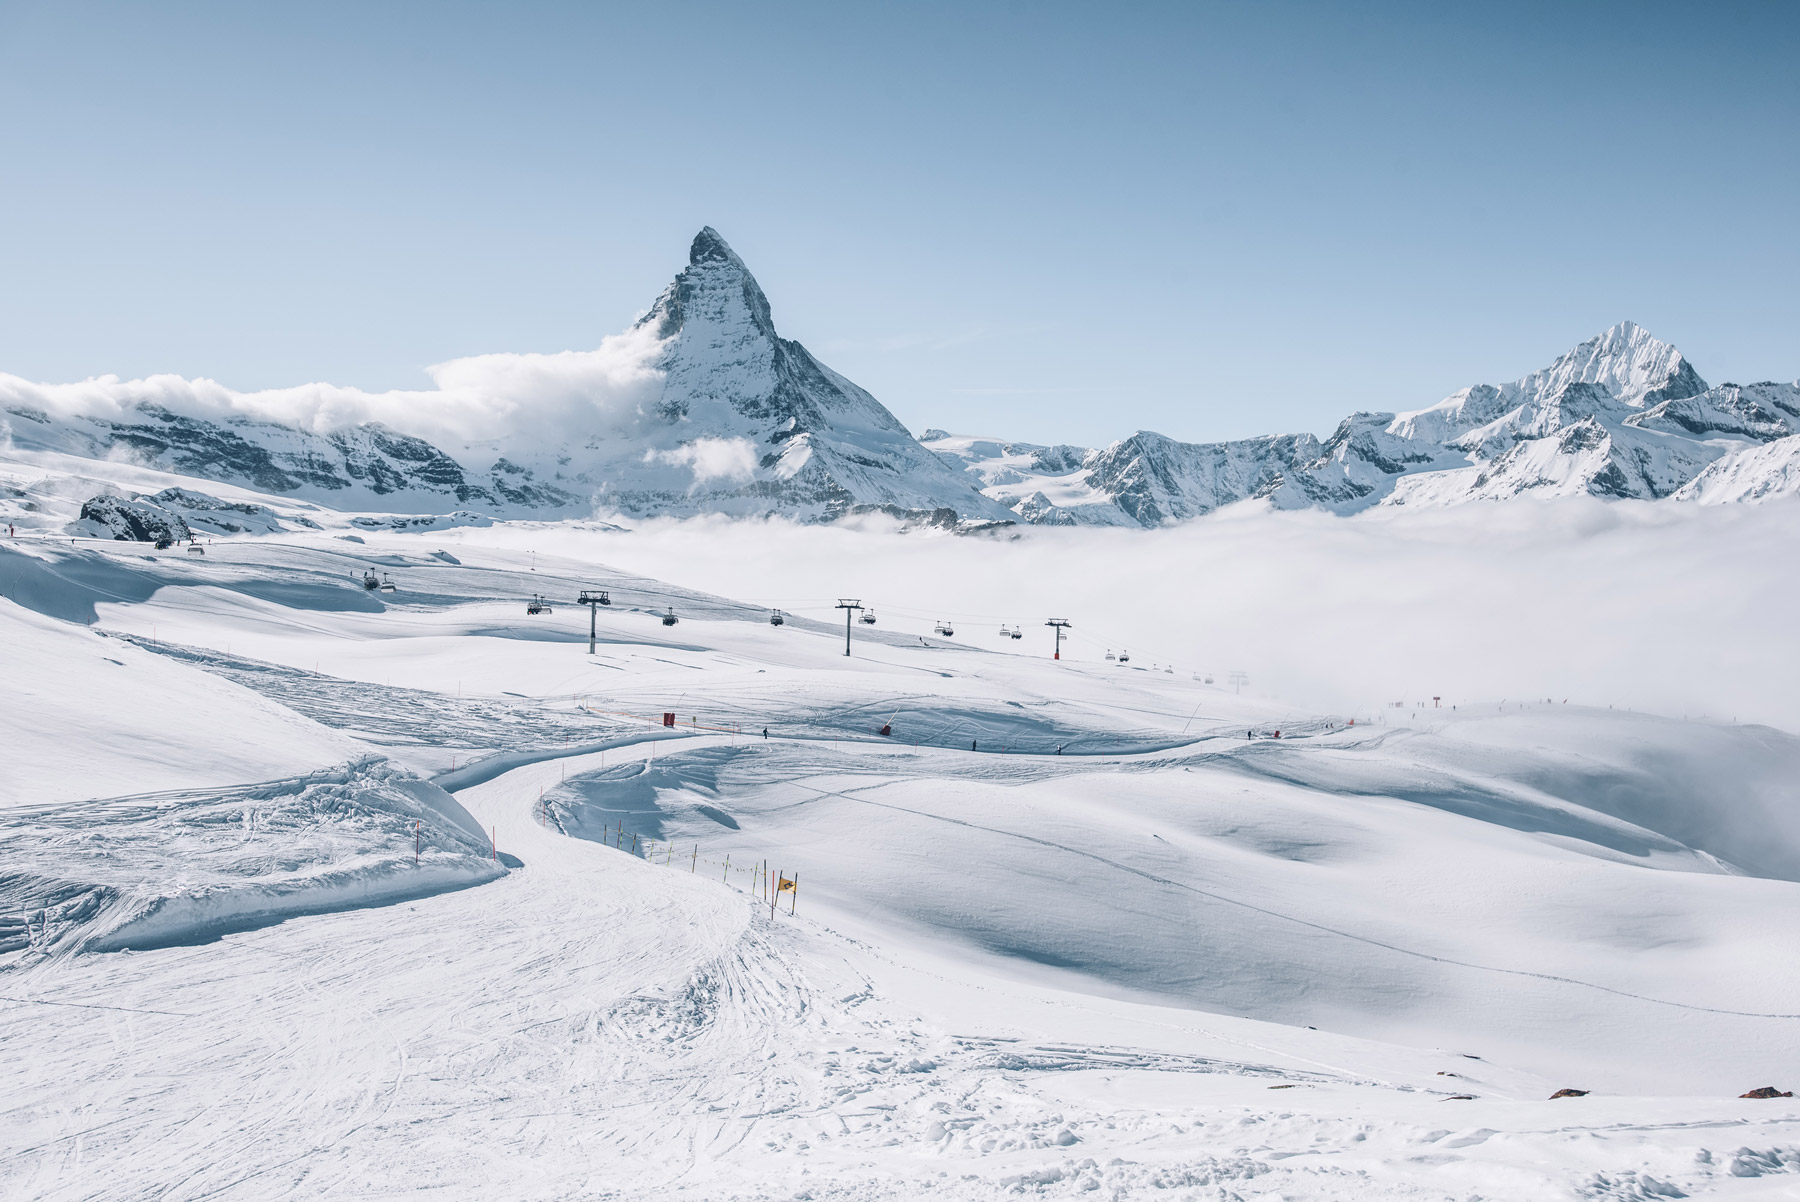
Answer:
[
  {"left": 5, "top": 522, "right": 1800, "bottom": 1199},
  {"left": 0, "top": 229, "right": 1012, "bottom": 528},
  {"left": 1676, "top": 432, "right": 1800, "bottom": 503},
  {"left": 3, "top": 518, "right": 1800, "bottom": 1202},
  {"left": 932, "top": 323, "right": 1800, "bottom": 525}
]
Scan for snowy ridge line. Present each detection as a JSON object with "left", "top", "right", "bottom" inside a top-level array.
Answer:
[
  {"left": 1, "top": 753, "right": 396, "bottom": 817},
  {"left": 2, "top": 755, "right": 506, "bottom": 958},
  {"left": 787, "top": 779, "right": 1800, "bottom": 1020},
  {"left": 433, "top": 732, "right": 698, "bottom": 793}
]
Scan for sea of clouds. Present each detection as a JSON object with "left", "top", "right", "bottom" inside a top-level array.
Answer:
[{"left": 497, "top": 497, "right": 1800, "bottom": 733}]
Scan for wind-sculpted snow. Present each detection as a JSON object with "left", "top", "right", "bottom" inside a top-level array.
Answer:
[
  {"left": 539, "top": 724, "right": 1800, "bottom": 1058},
  {"left": 0, "top": 757, "right": 504, "bottom": 958}
]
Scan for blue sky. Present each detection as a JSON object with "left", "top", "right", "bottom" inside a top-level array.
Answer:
[{"left": 1, "top": 0, "right": 1794, "bottom": 445}]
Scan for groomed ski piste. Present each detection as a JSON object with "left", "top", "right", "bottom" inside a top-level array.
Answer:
[{"left": 5, "top": 514, "right": 1800, "bottom": 1200}]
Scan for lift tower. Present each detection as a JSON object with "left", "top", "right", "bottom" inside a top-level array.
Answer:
[
  {"left": 577, "top": 590, "right": 610, "bottom": 654},
  {"left": 1045, "top": 618, "right": 1072, "bottom": 660},
  {"left": 836, "top": 599, "right": 864, "bottom": 656}
]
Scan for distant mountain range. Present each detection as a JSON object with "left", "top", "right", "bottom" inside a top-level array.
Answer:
[
  {"left": 3, "top": 229, "right": 1797, "bottom": 532},
  {"left": 927, "top": 322, "right": 1800, "bottom": 524}
]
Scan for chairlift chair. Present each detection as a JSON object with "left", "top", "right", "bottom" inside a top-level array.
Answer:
[
  {"left": 153, "top": 535, "right": 174, "bottom": 551},
  {"left": 361, "top": 570, "right": 380, "bottom": 589},
  {"left": 661, "top": 608, "right": 679, "bottom": 627},
  {"left": 934, "top": 621, "right": 954, "bottom": 637},
  {"left": 860, "top": 609, "right": 877, "bottom": 625},
  {"left": 186, "top": 543, "right": 205, "bottom": 556},
  {"left": 1118, "top": 650, "right": 1130, "bottom": 663},
  {"left": 526, "top": 594, "right": 552, "bottom": 615},
  {"left": 379, "top": 574, "right": 397, "bottom": 593},
  {"left": 769, "top": 609, "right": 785, "bottom": 626},
  {"left": 1010, "top": 626, "right": 1023, "bottom": 640},
  {"left": 1105, "top": 650, "right": 1116, "bottom": 661}
]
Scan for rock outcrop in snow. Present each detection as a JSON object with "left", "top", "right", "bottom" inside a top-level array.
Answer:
[{"left": 77, "top": 494, "right": 193, "bottom": 543}]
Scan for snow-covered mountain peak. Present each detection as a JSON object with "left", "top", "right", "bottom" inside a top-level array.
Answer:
[
  {"left": 637, "top": 226, "right": 778, "bottom": 345},
  {"left": 1388, "top": 322, "right": 1706, "bottom": 448},
  {"left": 1531, "top": 320, "right": 1706, "bottom": 408}
]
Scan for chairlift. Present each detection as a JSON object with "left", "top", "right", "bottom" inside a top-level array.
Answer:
[
  {"left": 379, "top": 574, "right": 397, "bottom": 593},
  {"left": 361, "top": 570, "right": 380, "bottom": 590},
  {"left": 1105, "top": 649, "right": 1116, "bottom": 661},
  {"left": 661, "top": 608, "right": 679, "bottom": 627},
  {"left": 998, "top": 624, "right": 1010, "bottom": 637},
  {"left": 1118, "top": 649, "right": 1130, "bottom": 663},
  {"left": 186, "top": 543, "right": 205, "bottom": 556},
  {"left": 526, "top": 594, "right": 552, "bottom": 615},
  {"left": 769, "top": 609, "right": 785, "bottom": 626},
  {"left": 1165, "top": 666, "right": 1174, "bottom": 674},
  {"left": 153, "top": 534, "right": 174, "bottom": 551},
  {"left": 934, "top": 621, "right": 955, "bottom": 637},
  {"left": 860, "top": 609, "right": 877, "bottom": 625},
  {"left": 1011, "top": 627, "right": 1022, "bottom": 640}
]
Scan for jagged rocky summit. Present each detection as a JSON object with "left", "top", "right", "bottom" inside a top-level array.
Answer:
[
  {"left": 927, "top": 322, "right": 1800, "bottom": 525},
  {"left": 3, "top": 228, "right": 1797, "bottom": 533}
]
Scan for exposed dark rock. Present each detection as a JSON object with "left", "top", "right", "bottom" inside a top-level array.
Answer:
[{"left": 78, "top": 495, "right": 192, "bottom": 544}]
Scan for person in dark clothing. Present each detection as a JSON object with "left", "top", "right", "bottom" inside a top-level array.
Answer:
[
  {"left": 762, "top": 728, "right": 768, "bottom": 739},
  {"left": 971, "top": 739, "right": 978, "bottom": 752}
]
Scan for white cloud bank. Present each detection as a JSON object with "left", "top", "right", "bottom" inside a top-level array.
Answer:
[
  {"left": 489, "top": 496, "right": 1800, "bottom": 734},
  {"left": 644, "top": 437, "right": 759, "bottom": 486},
  {"left": 0, "top": 325, "right": 670, "bottom": 451}
]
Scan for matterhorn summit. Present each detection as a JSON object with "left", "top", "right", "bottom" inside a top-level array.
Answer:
[{"left": 597, "top": 227, "right": 1013, "bottom": 523}]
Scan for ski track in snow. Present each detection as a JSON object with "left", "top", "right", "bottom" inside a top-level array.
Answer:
[{"left": 3, "top": 532, "right": 1800, "bottom": 1199}]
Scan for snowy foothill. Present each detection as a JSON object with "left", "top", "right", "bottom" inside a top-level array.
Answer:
[{"left": 4, "top": 487, "right": 1800, "bottom": 1199}]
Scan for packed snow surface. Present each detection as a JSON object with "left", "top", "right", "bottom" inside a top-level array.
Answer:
[{"left": 4, "top": 516, "right": 1799, "bottom": 1200}]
